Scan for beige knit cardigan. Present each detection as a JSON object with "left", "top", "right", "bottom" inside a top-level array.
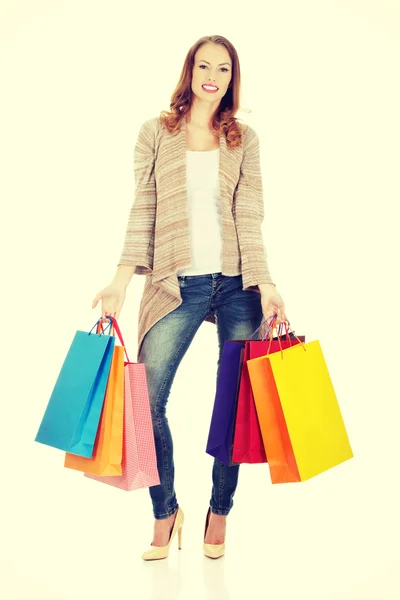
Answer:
[{"left": 117, "top": 114, "right": 275, "bottom": 359}]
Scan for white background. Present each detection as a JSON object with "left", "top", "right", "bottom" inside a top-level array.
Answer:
[{"left": 1, "top": 1, "right": 399, "bottom": 599}]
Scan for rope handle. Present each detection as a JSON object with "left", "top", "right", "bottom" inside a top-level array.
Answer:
[
  {"left": 90, "top": 317, "right": 131, "bottom": 363},
  {"left": 263, "top": 316, "right": 307, "bottom": 359},
  {"left": 248, "top": 315, "right": 285, "bottom": 340}
]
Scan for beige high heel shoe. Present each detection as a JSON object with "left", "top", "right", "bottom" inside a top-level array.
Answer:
[
  {"left": 203, "top": 508, "right": 225, "bottom": 559},
  {"left": 141, "top": 507, "right": 184, "bottom": 561}
]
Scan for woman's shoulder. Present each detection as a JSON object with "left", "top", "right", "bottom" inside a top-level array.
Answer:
[
  {"left": 139, "top": 116, "right": 161, "bottom": 135},
  {"left": 135, "top": 118, "right": 162, "bottom": 153},
  {"left": 237, "top": 121, "right": 259, "bottom": 151}
]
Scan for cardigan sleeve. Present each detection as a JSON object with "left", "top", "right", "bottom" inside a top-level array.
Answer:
[
  {"left": 233, "top": 125, "right": 275, "bottom": 289},
  {"left": 117, "top": 119, "right": 157, "bottom": 275}
]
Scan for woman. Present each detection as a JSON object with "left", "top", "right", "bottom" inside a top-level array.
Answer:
[{"left": 92, "top": 35, "right": 288, "bottom": 560}]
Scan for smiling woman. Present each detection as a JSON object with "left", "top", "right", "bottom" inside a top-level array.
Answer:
[
  {"left": 93, "top": 33, "right": 286, "bottom": 563},
  {"left": 183, "top": 41, "right": 234, "bottom": 136},
  {"left": 157, "top": 35, "right": 245, "bottom": 148}
]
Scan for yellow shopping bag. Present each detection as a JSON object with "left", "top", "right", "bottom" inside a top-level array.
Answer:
[
  {"left": 247, "top": 323, "right": 353, "bottom": 482},
  {"left": 64, "top": 320, "right": 124, "bottom": 476}
]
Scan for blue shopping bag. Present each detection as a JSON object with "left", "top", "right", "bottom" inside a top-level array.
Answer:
[
  {"left": 34, "top": 318, "right": 115, "bottom": 458},
  {"left": 205, "top": 340, "right": 245, "bottom": 467},
  {"left": 205, "top": 316, "right": 278, "bottom": 467}
]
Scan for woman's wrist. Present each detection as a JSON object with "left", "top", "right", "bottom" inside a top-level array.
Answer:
[
  {"left": 112, "top": 264, "right": 136, "bottom": 289},
  {"left": 258, "top": 282, "right": 276, "bottom": 292}
]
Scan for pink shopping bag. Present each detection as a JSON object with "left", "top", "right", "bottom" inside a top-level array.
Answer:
[{"left": 85, "top": 318, "right": 160, "bottom": 491}]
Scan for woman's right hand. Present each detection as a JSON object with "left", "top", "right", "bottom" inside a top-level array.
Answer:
[{"left": 92, "top": 282, "right": 126, "bottom": 323}]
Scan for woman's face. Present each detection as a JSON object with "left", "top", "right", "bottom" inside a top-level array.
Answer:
[{"left": 191, "top": 43, "right": 232, "bottom": 107}]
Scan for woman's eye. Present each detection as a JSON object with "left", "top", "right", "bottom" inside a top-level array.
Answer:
[{"left": 199, "top": 65, "right": 229, "bottom": 73}]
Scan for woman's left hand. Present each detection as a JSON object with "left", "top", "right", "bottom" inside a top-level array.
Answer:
[{"left": 259, "top": 284, "right": 288, "bottom": 326}]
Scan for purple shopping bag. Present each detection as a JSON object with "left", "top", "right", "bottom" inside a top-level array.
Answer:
[{"left": 205, "top": 340, "right": 245, "bottom": 467}]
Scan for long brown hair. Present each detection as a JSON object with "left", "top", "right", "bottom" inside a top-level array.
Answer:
[{"left": 159, "top": 35, "right": 246, "bottom": 149}]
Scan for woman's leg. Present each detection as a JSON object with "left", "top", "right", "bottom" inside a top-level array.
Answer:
[
  {"left": 138, "top": 275, "right": 212, "bottom": 520},
  {"left": 209, "top": 274, "right": 264, "bottom": 516}
]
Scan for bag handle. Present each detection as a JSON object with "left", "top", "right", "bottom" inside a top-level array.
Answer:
[
  {"left": 264, "top": 318, "right": 284, "bottom": 358},
  {"left": 261, "top": 317, "right": 289, "bottom": 341},
  {"left": 90, "top": 317, "right": 131, "bottom": 363},
  {"left": 89, "top": 317, "right": 112, "bottom": 336},
  {"left": 262, "top": 321, "right": 293, "bottom": 358},
  {"left": 96, "top": 319, "right": 114, "bottom": 336},
  {"left": 105, "top": 316, "right": 131, "bottom": 364},
  {"left": 248, "top": 315, "right": 285, "bottom": 340},
  {"left": 263, "top": 316, "right": 307, "bottom": 359}
]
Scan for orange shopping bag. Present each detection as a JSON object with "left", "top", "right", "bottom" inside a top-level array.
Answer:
[
  {"left": 85, "top": 317, "right": 160, "bottom": 491},
  {"left": 64, "top": 319, "right": 124, "bottom": 476},
  {"left": 247, "top": 320, "right": 353, "bottom": 483}
]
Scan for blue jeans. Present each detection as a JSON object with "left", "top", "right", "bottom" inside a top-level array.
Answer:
[{"left": 138, "top": 272, "right": 264, "bottom": 519}]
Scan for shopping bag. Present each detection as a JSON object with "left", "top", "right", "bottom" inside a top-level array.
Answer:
[
  {"left": 247, "top": 322, "right": 353, "bottom": 483},
  {"left": 247, "top": 339, "right": 301, "bottom": 483},
  {"left": 64, "top": 319, "right": 125, "bottom": 476},
  {"left": 35, "top": 318, "right": 115, "bottom": 457},
  {"left": 205, "top": 340, "right": 245, "bottom": 467},
  {"left": 85, "top": 317, "right": 160, "bottom": 491},
  {"left": 232, "top": 320, "right": 306, "bottom": 464}
]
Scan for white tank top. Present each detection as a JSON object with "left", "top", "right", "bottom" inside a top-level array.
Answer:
[{"left": 176, "top": 148, "right": 223, "bottom": 276}]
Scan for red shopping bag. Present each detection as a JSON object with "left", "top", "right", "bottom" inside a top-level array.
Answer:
[{"left": 231, "top": 321, "right": 305, "bottom": 464}]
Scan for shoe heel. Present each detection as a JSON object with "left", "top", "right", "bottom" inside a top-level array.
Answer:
[{"left": 177, "top": 526, "right": 183, "bottom": 550}]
